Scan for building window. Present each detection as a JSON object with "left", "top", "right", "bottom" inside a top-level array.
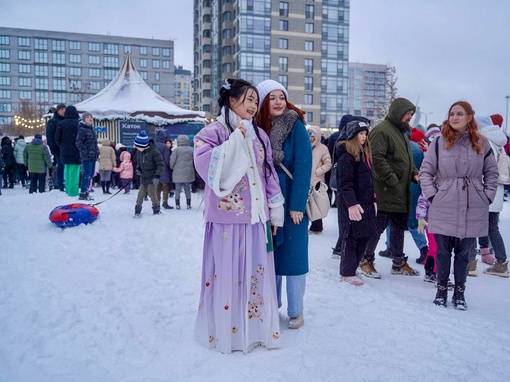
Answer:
[
  {"left": 17, "top": 37, "right": 30, "bottom": 47},
  {"left": 305, "top": 41, "right": 314, "bottom": 51},
  {"left": 53, "top": 66, "right": 65, "bottom": 77},
  {"left": 304, "top": 94, "right": 313, "bottom": 104},
  {"left": 0, "top": 90, "right": 11, "bottom": 99},
  {"left": 35, "top": 65, "right": 48, "bottom": 77},
  {"left": 19, "top": 77, "right": 32, "bottom": 87},
  {"left": 279, "top": 57, "right": 288, "bottom": 72},
  {"left": 35, "top": 78, "right": 49, "bottom": 90},
  {"left": 306, "top": 5, "right": 315, "bottom": 19},
  {"left": 278, "top": 75, "right": 288, "bottom": 89},
  {"left": 155, "top": 72, "right": 160, "bottom": 81},
  {"left": 104, "top": 56, "right": 119, "bottom": 67},
  {"left": 0, "top": 116, "right": 13, "bottom": 124},
  {"left": 0, "top": 36, "right": 10, "bottom": 45},
  {"left": 139, "top": 71, "right": 148, "bottom": 80},
  {"left": 222, "top": 63, "right": 232, "bottom": 72},
  {"left": 34, "top": 38, "right": 48, "bottom": 50},
  {"left": 140, "top": 46, "right": 148, "bottom": 55},
  {"left": 52, "top": 40, "right": 65, "bottom": 51},
  {"left": 0, "top": 103, "right": 11, "bottom": 112},
  {"left": 88, "top": 42, "right": 100, "bottom": 52},
  {"left": 89, "top": 81, "right": 101, "bottom": 90},
  {"left": 20, "top": 91, "right": 32, "bottom": 100},
  {"left": 152, "top": 84, "right": 160, "bottom": 93},
  {"left": 162, "top": 60, "right": 170, "bottom": 69},
  {"left": 69, "top": 41, "right": 81, "bottom": 50},
  {"left": 279, "top": 20, "right": 289, "bottom": 31},
  {"left": 34, "top": 51, "right": 48, "bottom": 63},
  {"left": 89, "top": 55, "right": 100, "bottom": 65},
  {"left": 0, "top": 63, "right": 11, "bottom": 72},
  {"left": 124, "top": 45, "right": 132, "bottom": 54},
  {"left": 69, "top": 67, "right": 82, "bottom": 76},
  {"left": 139, "top": 59, "right": 148, "bottom": 68},
  {"left": 89, "top": 68, "right": 101, "bottom": 77},
  {"left": 104, "top": 69, "right": 117, "bottom": 80},
  {"left": 162, "top": 48, "right": 171, "bottom": 57},
  {"left": 222, "top": 29, "right": 232, "bottom": 39},
  {"left": 304, "top": 76, "right": 313, "bottom": 91},
  {"left": 279, "top": 2, "right": 289, "bottom": 17},
  {"left": 53, "top": 93, "right": 66, "bottom": 103},
  {"left": 152, "top": 47, "right": 160, "bottom": 56},
  {"left": 35, "top": 91, "right": 49, "bottom": 102},
  {"left": 19, "top": 64, "right": 31, "bottom": 74},
  {"left": 52, "top": 53, "right": 65, "bottom": 65},
  {"left": 222, "top": 46, "right": 232, "bottom": 55},
  {"left": 69, "top": 80, "right": 82, "bottom": 89},
  {"left": 103, "top": 43, "right": 118, "bottom": 55},
  {"left": 306, "top": 111, "right": 313, "bottom": 123},
  {"left": 0, "top": 76, "right": 10, "bottom": 86},
  {"left": 52, "top": 79, "right": 66, "bottom": 91},
  {"left": 152, "top": 59, "right": 160, "bottom": 69},
  {"left": 0, "top": 49, "right": 10, "bottom": 59},
  {"left": 304, "top": 58, "right": 314, "bottom": 73},
  {"left": 70, "top": 93, "right": 81, "bottom": 102},
  {"left": 279, "top": 38, "right": 288, "bottom": 49},
  {"left": 305, "top": 23, "right": 314, "bottom": 33},
  {"left": 69, "top": 54, "right": 81, "bottom": 64}
]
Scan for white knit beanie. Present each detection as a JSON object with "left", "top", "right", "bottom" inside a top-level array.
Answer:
[{"left": 256, "top": 79, "right": 288, "bottom": 107}]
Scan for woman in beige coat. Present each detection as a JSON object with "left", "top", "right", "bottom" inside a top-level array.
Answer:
[
  {"left": 308, "top": 125, "right": 332, "bottom": 234},
  {"left": 98, "top": 138, "right": 116, "bottom": 194}
]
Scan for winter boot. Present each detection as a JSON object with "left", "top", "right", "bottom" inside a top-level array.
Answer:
[
  {"left": 378, "top": 248, "right": 393, "bottom": 258},
  {"left": 424, "top": 255, "right": 435, "bottom": 274},
  {"left": 423, "top": 271, "right": 436, "bottom": 283},
  {"left": 79, "top": 192, "right": 93, "bottom": 201},
  {"left": 152, "top": 205, "right": 161, "bottom": 215},
  {"left": 175, "top": 199, "right": 181, "bottom": 210},
  {"left": 416, "top": 246, "right": 428, "bottom": 264},
  {"left": 433, "top": 281, "right": 448, "bottom": 307},
  {"left": 331, "top": 247, "right": 341, "bottom": 260},
  {"left": 162, "top": 201, "right": 174, "bottom": 210},
  {"left": 480, "top": 248, "right": 496, "bottom": 265},
  {"left": 101, "top": 181, "right": 107, "bottom": 194},
  {"left": 340, "top": 275, "right": 364, "bottom": 286},
  {"left": 360, "top": 259, "right": 381, "bottom": 279},
  {"left": 452, "top": 283, "right": 467, "bottom": 310},
  {"left": 186, "top": 198, "right": 191, "bottom": 210},
  {"left": 484, "top": 261, "right": 509, "bottom": 278},
  {"left": 288, "top": 312, "right": 304, "bottom": 329},
  {"left": 105, "top": 181, "right": 111, "bottom": 194},
  {"left": 468, "top": 259, "right": 478, "bottom": 277},
  {"left": 134, "top": 205, "right": 142, "bottom": 218},
  {"left": 391, "top": 256, "right": 420, "bottom": 276}
]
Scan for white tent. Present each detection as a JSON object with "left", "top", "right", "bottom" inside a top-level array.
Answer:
[{"left": 74, "top": 54, "right": 205, "bottom": 125}]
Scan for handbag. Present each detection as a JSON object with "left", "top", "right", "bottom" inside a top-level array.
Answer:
[
  {"left": 280, "top": 164, "right": 330, "bottom": 221},
  {"left": 329, "top": 163, "right": 338, "bottom": 191}
]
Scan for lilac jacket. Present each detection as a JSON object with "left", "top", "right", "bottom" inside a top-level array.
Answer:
[
  {"left": 193, "top": 119, "right": 284, "bottom": 224},
  {"left": 419, "top": 133, "right": 498, "bottom": 239}
]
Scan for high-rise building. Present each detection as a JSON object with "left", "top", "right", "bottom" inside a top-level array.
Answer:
[
  {"left": 174, "top": 66, "right": 193, "bottom": 110},
  {"left": 193, "top": 0, "right": 350, "bottom": 127},
  {"left": 0, "top": 27, "right": 176, "bottom": 127},
  {"left": 348, "top": 62, "right": 387, "bottom": 120}
]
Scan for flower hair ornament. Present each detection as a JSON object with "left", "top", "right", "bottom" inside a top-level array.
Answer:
[{"left": 222, "top": 79, "right": 231, "bottom": 90}]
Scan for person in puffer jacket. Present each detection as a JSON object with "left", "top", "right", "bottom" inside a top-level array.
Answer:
[
  {"left": 170, "top": 134, "right": 195, "bottom": 209},
  {"left": 113, "top": 150, "right": 134, "bottom": 194},
  {"left": 75, "top": 112, "right": 99, "bottom": 200}
]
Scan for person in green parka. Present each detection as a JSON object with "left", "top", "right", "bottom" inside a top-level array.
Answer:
[
  {"left": 360, "top": 97, "right": 421, "bottom": 278},
  {"left": 24, "top": 133, "right": 52, "bottom": 194}
]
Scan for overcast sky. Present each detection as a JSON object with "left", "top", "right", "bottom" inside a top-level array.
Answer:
[{"left": 2, "top": 0, "right": 510, "bottom": 131}]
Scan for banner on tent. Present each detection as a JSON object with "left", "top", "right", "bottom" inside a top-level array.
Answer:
[{"left": 118, "top": 121, "right": 147, "bottom": 148}]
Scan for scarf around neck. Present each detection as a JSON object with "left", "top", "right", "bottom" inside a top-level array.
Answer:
[
  {"left": 220, "top": 106, "right": 255, "bottom": 139},
  {"left": 270, "top": 109, "right": 299, "bottom": 165}
]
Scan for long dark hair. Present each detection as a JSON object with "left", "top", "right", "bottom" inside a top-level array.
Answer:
[{"left": 218, "top": 78, "right": 273, "bottom": 179}]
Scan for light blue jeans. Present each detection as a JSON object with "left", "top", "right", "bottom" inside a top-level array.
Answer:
[{"left": 276, "top": 274, "right": 306, "bottom": 318}]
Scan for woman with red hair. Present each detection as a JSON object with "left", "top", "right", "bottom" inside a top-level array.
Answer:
[{"left": 419, "top": 101, "right": 499, "bottom": 310}]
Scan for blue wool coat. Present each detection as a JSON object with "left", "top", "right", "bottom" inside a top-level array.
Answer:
[{"left": 273, "top": 118, "right": 312, "bottom": 276}]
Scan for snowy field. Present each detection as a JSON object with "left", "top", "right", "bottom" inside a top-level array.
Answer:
[{"left": 1, "top": 186, "right": 510, "bottom": 382}]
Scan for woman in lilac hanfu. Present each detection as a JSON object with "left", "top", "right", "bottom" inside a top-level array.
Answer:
[{"left": 193, "top": 78, "right": 285, "bottom": 353}]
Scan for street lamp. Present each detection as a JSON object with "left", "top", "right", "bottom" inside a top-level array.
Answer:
[
  {"left": 422, "top": 111, "right": 433, "bottom": 128},
  {"left": 505, "top": 95, "right": 509, "bottom": 136}
]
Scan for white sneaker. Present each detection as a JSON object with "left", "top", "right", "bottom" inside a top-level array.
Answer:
[
  {"left": 340, "top": 275, "right": 364, "bottom": 286},
  {"left": 289, "top": 313, "right": 304, "bottom": 329}
]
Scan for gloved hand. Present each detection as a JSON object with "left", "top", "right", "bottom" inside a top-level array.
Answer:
[
  {"left": 348, "top": 204, "right": 364, "bottom": 221},
  {"left": 152, "top": 178, "right": 160, "bottom": 186},
  {"left": 270, "top": 205, "right": 284, "bottom": 227},
  {"left": 135, "top": 169, "right": 141, "bottom": 176},
  {"left": 417, "top": 219, "right": 428, "bottom": 234}
]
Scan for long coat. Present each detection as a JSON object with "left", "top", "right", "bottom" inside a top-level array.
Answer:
[
  {"left": 309, "top": 125, "right": 332, "bottom": 186},
  {"left": 55, "top": 106, "right": 81, "bottom": 165},
  {"left": 45, "top": 112, "right": 64, "bottom": 156},
  {"left": 155, "top": 130, "right": 172, "bottom": 183},
  {"left": 419, "top": 133, "right": 498, "bottom": 239},
  {"left": 368, "top": 98, "right": 418, "bottom": 213},
  {"left": 273, "top": 118, "right": 312, "bottom": 276},
  {"left": 98, "top": 139, "right": 116, "bottom": 171},
  {"left": 170, "top": 135, "right": 195, "bottom": 183},
  {"left": 336, "top": 144, "right": 377, "bottom": 238}
]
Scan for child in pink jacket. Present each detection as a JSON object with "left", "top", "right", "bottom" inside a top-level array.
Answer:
[{"left": 112, "top": 150, "right": 133, "bottom": 194}]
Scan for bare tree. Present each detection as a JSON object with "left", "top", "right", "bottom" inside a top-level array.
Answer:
[
  {"left": 373, "top": 65, "right": 398, "bottom": 125},
  {"left": 12, "top": 99, "right": 47, "bottom": 136},
  {"left": 69, "top": 79, "right": 91, "bottom": 102}
]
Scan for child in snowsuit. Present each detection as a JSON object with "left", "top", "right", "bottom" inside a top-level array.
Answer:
[{"left": 113, "top": 150, "right": 134, "bottom": 194}]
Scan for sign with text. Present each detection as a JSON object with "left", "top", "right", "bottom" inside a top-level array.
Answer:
[{"left": 118, "top": 121, "right": 147, "bottom": 148}]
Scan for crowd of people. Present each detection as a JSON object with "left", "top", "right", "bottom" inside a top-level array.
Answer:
[{"left": 1, "top": 79, "right": 509, "bottom": 354}]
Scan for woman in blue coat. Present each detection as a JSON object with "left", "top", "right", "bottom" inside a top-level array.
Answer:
[{"left": 256, "top": 80, "right": 312, "bottom": 329}]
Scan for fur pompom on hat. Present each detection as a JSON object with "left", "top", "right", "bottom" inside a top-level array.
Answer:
[
  {"left": 345, "top": 120, "right": 370, "bottom": 140},
  {"left": 410, "top": 127, "right": 425, "bottom": 143},
  {"left": 134, "top": 130, "right": 150, "bottom": 148},
  {"left": 256, "top": 79, "right": 288, "bottom": 107},
  {"left": 490, "top": 114, "right": 503, "bottom": 128}
]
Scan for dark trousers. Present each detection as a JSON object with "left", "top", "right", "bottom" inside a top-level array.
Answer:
[
  {"left": 29, "top": 172, "right": 46, "bottom": 193},
  {"left": 2, "top": 164, "right": 14, "bottom": 187},
  {"left": 310, "top": 218, "right": 323, "bottom": 232},
  {"left": 435, "top": 234, "right": 474, "bottom": 284},
  {"left": 340, "top": 236, "right": 370, "bottom": 276},
  {"left": 54, "top": 154, "right": 64, "bottom": 190},
  {"left": 15, "top": 163, "right": 27, "bottom": 186},
  {"left": 364, "top": 211, "right": 408, "bottom": 263},
  {"left": 475, "top": 212, "right": 507, "bottom": 263}
]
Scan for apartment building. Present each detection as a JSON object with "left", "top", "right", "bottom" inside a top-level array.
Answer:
[
  {"left": 174, "top": 65, "right": 193, "bottom": 110},
  {"left": 348, "top": 62, "right": 387, "bottom": 120}
]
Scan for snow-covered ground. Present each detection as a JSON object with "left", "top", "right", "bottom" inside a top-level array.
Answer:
[{"left": 1, "top": 186, "right": 510, "bottom": 381}]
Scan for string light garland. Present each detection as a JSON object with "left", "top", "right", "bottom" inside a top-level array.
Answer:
[{"left": 14, "top": 115, "right": 46, "bottom": 129}]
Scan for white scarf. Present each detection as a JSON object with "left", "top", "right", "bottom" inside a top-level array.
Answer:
[{"left": 221, "top": 107, "right": 256, "bottom": 140}]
